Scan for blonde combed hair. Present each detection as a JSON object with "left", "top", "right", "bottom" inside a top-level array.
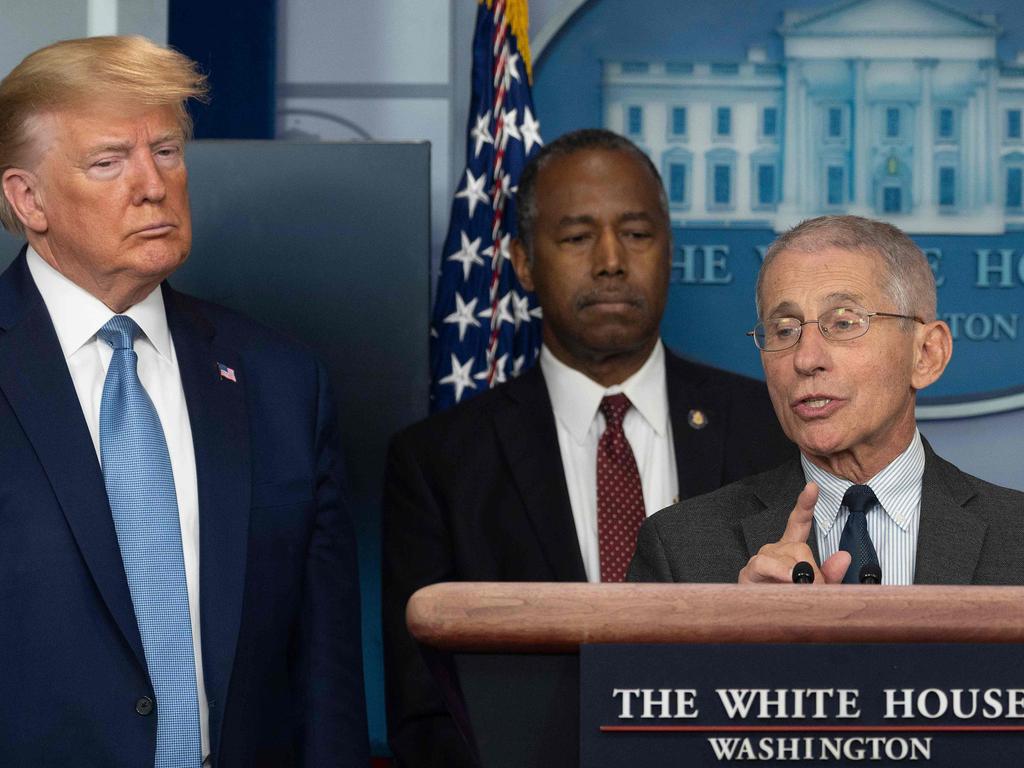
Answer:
[{"left": 0, "top": 35, "right": 209, "bottom": 234}]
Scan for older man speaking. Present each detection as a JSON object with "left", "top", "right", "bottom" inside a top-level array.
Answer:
[
  {"left": 0, "top": 36, "right": 368, "bottom": 766},
  {"left": 629, "top": 215, "right": 1024, "bottom": 586}
]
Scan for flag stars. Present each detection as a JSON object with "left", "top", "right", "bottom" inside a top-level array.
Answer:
[
  {"left": 500, "top": 108, "right": 521, "bottom": 144},
  {"left": 519, "top": 107, "right": 543, "bottom": 154},
  {"left": 470, "top": 111, "right": 493, "bottom": 158},
  {"left": 474, "top": 353, "right": 509, "bottom": 385},
  {"left": 443, "top": 292, "right": 481, "bottom": 342},
  {"left": 507, "top": 52, "right": 522, "bottom": 83},
  {"left": 482, "top": 233, "right": 511, "bottom": 269},
  {"left": 491, "top": 172, "right": 514, "bottom": 207},
  {"left": 439, "top": 353, "right": 477, "bottom": 403},
  {"left": 478, "top": 291, "right": 515, "bottom": 327},
  {"left": 430, "top": 13, "right": 543, "bottom": 411},
  {"left": 447, "top": 231, "right": 485, "bottom": 281},
  {"left": 455, "top": 169, "right": 489, "bottom": 218},
  {"left": 512, "top": 355, "right": 526, "bottom": 378},
  {"left": 512, "top": 291, "right": 532, "bottom": 329}
]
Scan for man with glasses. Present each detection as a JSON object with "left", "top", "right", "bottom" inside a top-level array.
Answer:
[{"left": 629, "top": 214, "right": 1024, "bottom": 586}]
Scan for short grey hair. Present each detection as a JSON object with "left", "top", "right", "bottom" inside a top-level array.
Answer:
[
  {"left": 756, "top": 215, "right": 937, "bottom": 323},
  {"left": 514, "top": 128, "right": 669, "bottom": 257}
]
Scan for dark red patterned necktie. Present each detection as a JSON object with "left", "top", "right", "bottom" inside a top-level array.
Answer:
[{"left": 597, "top": 393, "right": 646, "bottom": 582}]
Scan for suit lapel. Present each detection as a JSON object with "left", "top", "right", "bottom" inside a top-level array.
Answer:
[
  {"left": 914, "top": 442, "right": 985, "bottom": 584},
  {"left": 163, "top": 286, "right": 251, "bottom": 746},
  {"left": 491, "top": 368, "right": 587, "bottom": 581},
  {"left": 665, "top": 353, "right": 727, "bottom": 499},
  {"left": 739, "top": 461, "right": 820, "bottom": 562},
  {"left": 0, "top": 252, "right": 146, "bottom": 667}
]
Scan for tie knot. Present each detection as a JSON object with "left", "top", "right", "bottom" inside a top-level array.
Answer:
[
  {"left": 97, "top": 315, "right": 141, "bottom": 351},
  {"left": 600, "top": 393, "right": 632, "bottom": 428},
  {"left": 842, "top": 484, "right": 878, "bottom": 517}
]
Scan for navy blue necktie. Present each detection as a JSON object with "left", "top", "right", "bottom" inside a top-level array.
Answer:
[
  {"left": 98, "top": 315, "right": 202, "bottom": 767},
  {"left": 838, "top": 484, "right": 881, "bottom": 585}
]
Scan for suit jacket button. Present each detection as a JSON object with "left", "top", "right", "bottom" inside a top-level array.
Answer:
[{"left": 135, "top": 696, "right": 154, "bottom": 716}]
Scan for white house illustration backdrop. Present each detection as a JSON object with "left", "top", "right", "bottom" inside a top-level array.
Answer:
[{"left": 602, "top": 0, "right": 1024, "bottom": 234}]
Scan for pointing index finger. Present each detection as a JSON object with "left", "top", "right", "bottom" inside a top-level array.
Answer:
[{"left": 780, "top": 482, "right": 819, "bottom": 544}]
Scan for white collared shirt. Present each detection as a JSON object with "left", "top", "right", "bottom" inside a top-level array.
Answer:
[
  {"left": 541, "top": 341, "right": 678, "bottom": 583},
  {"left": 27, "top": 246, "right": 209, "bottom": 760},
  {"left": 802, "top": 429, "right": 926, "bottom": 585}
]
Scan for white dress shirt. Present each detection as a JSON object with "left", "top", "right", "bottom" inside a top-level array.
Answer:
[
  {"left": 541, "top": 341, "right": 678, "bottom": 583},
  {"left": 802, "top": 429, "right": 925, "bottom": 585},
  {"left": 27, "top": 246, "right": 210, "bottom": 760}
]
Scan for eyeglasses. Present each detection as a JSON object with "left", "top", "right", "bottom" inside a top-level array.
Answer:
[{"left": 748, "top": 306, "right": 925, "bottom": 351}]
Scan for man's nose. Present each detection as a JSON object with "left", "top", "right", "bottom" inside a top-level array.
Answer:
[
  {"left": 791, "top": 322, "right": 831, "bottom": 376},
  {"left": 129, "top": 154, "right": 167, "bottom": 205},
  {"left": 592, "top": 226, "right": 625, "bottom": 276}
]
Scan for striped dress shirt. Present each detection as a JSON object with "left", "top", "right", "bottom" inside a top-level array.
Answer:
[{"left": 802, "top": 430, "right": 925, "bottom": 585}]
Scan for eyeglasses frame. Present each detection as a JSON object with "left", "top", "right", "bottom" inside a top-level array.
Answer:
[{"left": 746, "top": 307, "right": 927, "bottom": 352}]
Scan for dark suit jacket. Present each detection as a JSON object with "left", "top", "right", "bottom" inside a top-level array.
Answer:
[
  {"left": 382, "top": 351, "right": 795, "bottom": 767},
  {"left": 0, "top": 251, "right": 369, "bottom": 766},
  {"left": 628, "top": 441, "right": 1024, "bottom": 585}
]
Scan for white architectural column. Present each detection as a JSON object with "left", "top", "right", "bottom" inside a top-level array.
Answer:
[
  {"left": 917, "top": 59, "right": 936, "bottom": 215},
  {"left": 852, "top": 58, "right": 869, "bottom": 212},
  {"left": 798, "top": 77, "right": 809, "bottom": 210},
  {"left": 781, "top": 59, "right": 800, "bottom": 215},
  {"left": 985, "top": 60, "right": 1000, "bottom": 209},
  {"left": 966, "top": 93, "right": 978, "bottom": 209},
  {"left": 87, "top": 0, "right": 117, "bottom": 35},
  {"left": 978, "top": 63, "right": 993, "bottom": 206}
]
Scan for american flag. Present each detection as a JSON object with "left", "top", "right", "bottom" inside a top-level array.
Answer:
[
  {"left": 217, "top": 363, "right": 237, "bottom": 382},
  {"left": 429, "top": 0, "right": 543, "bottom": 412}
]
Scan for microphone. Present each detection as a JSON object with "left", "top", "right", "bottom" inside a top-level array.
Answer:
[
  {"left": 858, "top": 563, "right": 882, "bottom": 585},
  {"left": 792, "top": 561, "right": 814, "bottom": 584}
]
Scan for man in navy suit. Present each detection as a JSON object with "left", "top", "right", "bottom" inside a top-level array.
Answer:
[
  {"left": 382, "top": 129, "right": 795, "bottom": 767},
  {"left": 0, "top": 36, "right": 368, "bottom": 766}
]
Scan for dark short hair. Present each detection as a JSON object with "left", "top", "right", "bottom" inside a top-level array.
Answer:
[{"left": 514, "top": 128, "right": 668, "bottom": 255}]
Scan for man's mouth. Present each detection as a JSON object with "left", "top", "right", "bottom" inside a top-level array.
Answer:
[
  {"left": 792, "top": 394, "right": 842, "bottom": 418},
  {"left": 578, "top": 293, "right": 642, "bottom": 310},
  {"left": 802, "top": 397, "right": 832, "bottom": 409},
  {"left": 134, "top": 223, "right": 175, "bottom": 237}
]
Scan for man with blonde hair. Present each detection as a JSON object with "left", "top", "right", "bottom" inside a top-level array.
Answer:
[
  {"left": 630, "top": 215, "right": 1024, "bottom": 586},
  {"left": 0, "top": 36, "right": 368, "bottom": 766}
]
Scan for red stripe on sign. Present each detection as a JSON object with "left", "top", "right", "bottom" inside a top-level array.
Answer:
[{"left": 601, "top": 725, "right": 1024, "bottom": 733}]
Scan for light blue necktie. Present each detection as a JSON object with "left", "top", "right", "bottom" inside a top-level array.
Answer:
[{"left": 98, "top": 315, "right": 202, "bottom": 768}]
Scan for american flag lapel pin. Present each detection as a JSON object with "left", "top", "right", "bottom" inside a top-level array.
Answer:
[{"left": 217, "top": 362, "right": 237, "bottom": 382}]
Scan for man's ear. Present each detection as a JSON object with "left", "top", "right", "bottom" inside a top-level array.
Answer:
[
  {"left": 2, "top": 168, "right": 48, "bottom": 234},
  {"left": 910, "top": 320, "right": 953, "bottom": 391},
  {"left": 510, "top": 237, "right": 535, "bottom": 292}
]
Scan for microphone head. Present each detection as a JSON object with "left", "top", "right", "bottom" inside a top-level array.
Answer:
[
  {"left": 858, "top": 563, "right": 882, "bottom": 585},
  {"left": 792, "top": 561, "right": 815, "bottom": 584}
]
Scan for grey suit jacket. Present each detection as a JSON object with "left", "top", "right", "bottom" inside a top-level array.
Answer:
[{"left": 628, "top": 440, "right": 1024, "bottom": 585}]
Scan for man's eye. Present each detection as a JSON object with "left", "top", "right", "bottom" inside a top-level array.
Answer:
[
  {"left": 624, "top": 230, "right": 652, "bottom": 240},
  {"left": 774, "top": 325, "right": 799, "bottom": 339},
  {"left": 560, "top": 233, "right": 590, "bottom": 244},
  {"left": 832, "top": 318, "right": 858, "bottom": 332}
]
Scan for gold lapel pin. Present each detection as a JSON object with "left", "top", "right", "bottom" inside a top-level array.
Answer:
[{"left": 688, "top": 409, "right": 707, "bottom": 430}]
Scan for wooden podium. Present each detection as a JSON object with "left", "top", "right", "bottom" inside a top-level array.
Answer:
[{"left": 407, "top": 582, "right": 1024, "bottom": 767}]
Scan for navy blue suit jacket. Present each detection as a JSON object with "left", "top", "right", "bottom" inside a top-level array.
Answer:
[{"left": 0, "top": 251, "right": 369, "bottom": 766}]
